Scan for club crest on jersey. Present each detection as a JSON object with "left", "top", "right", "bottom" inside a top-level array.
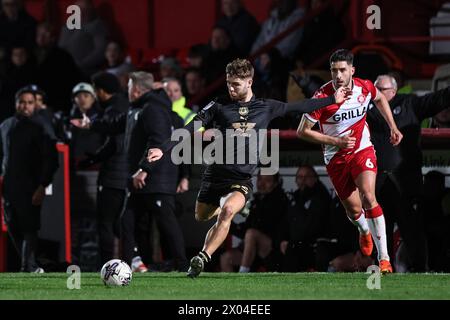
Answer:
[
  {"left": 357, "top": 94, "right": 366, "bottom": 104},
  {"left": 239, "top": 107, "right": 249, "bottom": 118}
]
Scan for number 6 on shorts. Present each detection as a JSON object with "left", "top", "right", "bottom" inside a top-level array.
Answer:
[{"left": 366, "top": 158, "right": 374, "bottom": 169}]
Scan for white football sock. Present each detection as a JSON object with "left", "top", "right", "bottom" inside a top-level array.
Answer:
[
  {"left": 348, "top": 211, "right": 370, "bottom": 235},
  {"left": 366, "top": 206, "right": 390, "bottom": 262}
]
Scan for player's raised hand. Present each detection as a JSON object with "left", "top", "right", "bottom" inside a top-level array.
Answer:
[
  {"left": 147, "top": 148, "right": 163, "bottom": 162},
  {"left": 334, "top": 86, "right": 352, "bottom": 104},
  {"left": 390, "top": 127, "right": 403, "bottom": 146}
]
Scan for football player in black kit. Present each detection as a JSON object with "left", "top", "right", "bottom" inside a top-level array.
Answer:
[{"left": 146, "top": 59, "right": 351, "bottom": 278}]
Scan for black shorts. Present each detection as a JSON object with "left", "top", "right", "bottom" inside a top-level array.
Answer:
[{"left": 197, "top": 179, "right": 253, "bottom": 207}]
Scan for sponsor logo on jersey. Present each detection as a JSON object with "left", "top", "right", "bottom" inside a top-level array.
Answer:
[
  {"left": 231, "top": 122, "right": 256, "bottom": 137},
  {"left": 332, "top": 106, "right": 368, "bottom": 122}
]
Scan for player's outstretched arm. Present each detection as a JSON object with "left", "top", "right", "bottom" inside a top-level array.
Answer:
[
  {"left": 373, "top": 89, "right": 403, "bottom": 146},
  {"left": 297, "top": 114, "right": 356, "bottom": 149},
  {"left": 272, "top": 87, "right": 352, "bottom": 118}
]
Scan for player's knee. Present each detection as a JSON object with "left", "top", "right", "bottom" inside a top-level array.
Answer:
[
  {"left": 346, "top": 206, "right": 362, "bottom": 219},
  {"left": 362, "top": 191, "right": 376, "bottom": 206},
  {"left": 218, "top": 206, "right": 234, "bottom": 223}
]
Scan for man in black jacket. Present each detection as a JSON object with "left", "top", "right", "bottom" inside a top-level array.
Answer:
[
  {"left": 72, "top": 71, "right": 188, "bottom": 271},
  {"left": 0, "top": 88, "right": 58, "bottom": 272},
  {"left": 367, "top": 74, "right": 450, "bottom": 271},
  {"left": 82, "top": 72, "right": 129, "bottom": 265},
  {"left": 279, "top": 166, "right": 332, "bottom": 272}
]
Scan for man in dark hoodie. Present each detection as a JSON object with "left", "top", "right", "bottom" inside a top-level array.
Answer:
[
  {"left": 79, "top": 72, "right": 129, "bottom": 265},
  {"left": 72, "top": 71, "right": 188, "bottom": 271}
]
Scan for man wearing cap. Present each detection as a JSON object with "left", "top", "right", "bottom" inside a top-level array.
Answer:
[{"left": 61, "top": 82, "right": 104, "bottom": 161}]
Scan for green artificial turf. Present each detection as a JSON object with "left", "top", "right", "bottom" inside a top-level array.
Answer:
[{"left": 0, "top": 272, "right": 449, "bottom": 300}]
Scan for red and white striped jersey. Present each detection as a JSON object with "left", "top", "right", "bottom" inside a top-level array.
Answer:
[{"left": 304, "top": 78, "right": 378, "bottom": 165}]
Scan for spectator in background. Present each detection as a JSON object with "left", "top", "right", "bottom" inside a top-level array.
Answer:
[
  {"left": 238, "top": 172, "right": 288, "bottom": 272},
  {"left": 104, "top": 41, "right": 135, "bottom": 91},
  {"left": 367, "top": 74, "right": 450, "bottom": 272},
  {"left": 279, "top": 166, "right": 332, "bottom": 272},
  {"left": 56, "top": 82, "right": 104, "bottom": 163},
  {"left": 251, "top": 0, "right": 305, "bottom": 59},
  {"left": 186, "top": 44, "right": 209, "bottom": 69},
  {"left": 161, "top": 77, "right": 193, "bottom": 250},
  {"left": 159, "top": 57, "right": 182, "bottom": 81},
  {"left": 429, "top": 108, "right": 450, "bottom": 128},
  {"left": 0, "top": 46, "right": 36, "bottom": 122},
  {"left": 203, "top": 26, "right": 240, "bottom": 83},
  {"left": 163, "top": 78, "right": 196, "bottom": 125},
  {"left": 0, "top": 0, "right": 36, "bottom": 54},
  {"left": 216, "top": 0, "right": 260, "bottom": 56},
  {"left": 253, "top": 47, "right": 289, "bottom": 101},
  {"left": 389, "top": 69, "right": 413, "bottom": 94},
  {"left": 295, "top": 0, "right": 345, "bottom": 67},
  {"left": 184, "top": 67, "right": 209, "bottom": 111},
  {"left": 0, "top": 87, "right": 58, "bottom": 273},
  {"left": 59, "top": 0, "right": 109, "bottom": 77},
  {"left": 79, "top": 72, "right": 129, "bottom": 266},
  {"left": 35, "top": 22, "right": 82, "bottom": 113}
]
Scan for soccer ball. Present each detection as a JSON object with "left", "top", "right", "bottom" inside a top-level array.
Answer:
[{"left": 100, "top": 259, "right": 132, "bottom": 286}]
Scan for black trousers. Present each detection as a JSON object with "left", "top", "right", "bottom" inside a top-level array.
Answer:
[
  {"left": 3, "top": 200, "right": 41, "bottom": 271},
  {"left": 96, "top": 186, "right": 128, "bottom": 265},
  {"left": 121, "top": 193, "right": 187, "bottom": 271},
  {"left": 376, "top": 172, "right": 428, "bottom": 271}
]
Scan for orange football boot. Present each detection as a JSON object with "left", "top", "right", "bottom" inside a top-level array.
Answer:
[
  {"left": 379, "top": 260, "right": 393, "bottom": 274},
  {"left": 359, "top": 233, "right": 374, "bottom": 256}
]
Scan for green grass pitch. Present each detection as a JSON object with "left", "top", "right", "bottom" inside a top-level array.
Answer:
[{"left": 0, "top": 273, "right": 449, "bottom": 300}]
